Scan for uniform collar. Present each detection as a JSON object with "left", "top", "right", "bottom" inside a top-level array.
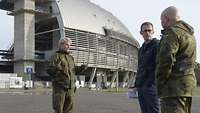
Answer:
[{"left": 56, "top": 50, "right": 70, "bottom": 54}]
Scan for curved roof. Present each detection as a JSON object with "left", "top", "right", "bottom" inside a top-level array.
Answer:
[{"left": 56, "top": 0, "right": 139, "bottom": 47}]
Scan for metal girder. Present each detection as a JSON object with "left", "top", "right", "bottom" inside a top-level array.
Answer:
[
  {"left": 109, "top": 70, "right": 119, "bottom": 90},
  {"left": 88, "top": 67, "right": 97, "bottom": 88},
  {"left": 122, "top": 71, "right": 129, "bottom": 88},
  {"left": 127, "top": 72, "right": 136, "bottom": 88}
]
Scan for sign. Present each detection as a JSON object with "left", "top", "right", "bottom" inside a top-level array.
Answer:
[{"left": 25, "top": 66, "right": 33, "bottom": 74}]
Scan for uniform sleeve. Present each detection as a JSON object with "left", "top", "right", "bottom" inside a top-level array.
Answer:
[
  {"left": 46, "top": 54, "right": 61, "bottom": 77},
  {"left": 156, "top": 30, "right": 179, "bottom": 86}
]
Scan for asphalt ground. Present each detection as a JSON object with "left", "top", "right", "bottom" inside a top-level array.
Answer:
[{"left": 0, "top": 88, "right": 200, "bottom": 113}]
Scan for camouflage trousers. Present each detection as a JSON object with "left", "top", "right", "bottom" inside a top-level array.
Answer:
[
  {"left": 160, "top": 97, "right": 192, "bottom": 113},
  {"left": 53, "top": 86, "right": 74, "bottom": 113}
]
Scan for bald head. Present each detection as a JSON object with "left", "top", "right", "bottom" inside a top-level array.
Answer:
[{"left": 161, "top": 6, "right": 181, "bottom": 29}]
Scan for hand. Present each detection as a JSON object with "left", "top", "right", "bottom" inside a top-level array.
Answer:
[{"left": 80, "top": 64, "right": 88, "bottom": 71}]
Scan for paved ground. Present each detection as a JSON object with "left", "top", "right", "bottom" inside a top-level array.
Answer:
[{"left": 0, "top": 88, "right": 200, "bottom": 113}]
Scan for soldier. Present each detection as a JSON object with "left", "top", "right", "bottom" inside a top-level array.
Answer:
[
  {"left": 133, "top": 22, "right": 160, "bottom": 113},
  {"left": 46, "top": 37, "right": 76, "bottom": 113},
  {"left": 156, "top": 6, "right": 197, "bottom": 113}
]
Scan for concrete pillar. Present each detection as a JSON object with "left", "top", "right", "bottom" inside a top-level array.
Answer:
[
  {"left": 96, "top": 71, "right": 102, "bottom": 90},
  {"left": 122, "top": 71, "right": 129, "bottom": 88},
  {"left": 13, "top": 0, "right": 35, "bottom": 79},
  {"left": 115, "top": 70, "right": 119, "bottom": 92},
  {"left": 101, "top": 72, "right": 107, "bottom": 88}
]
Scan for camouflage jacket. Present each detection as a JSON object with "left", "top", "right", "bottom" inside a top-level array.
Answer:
[
  {"left": 156, "top": 20, "right": 197, "bottom": 98},
  {"left": 46, "top": 51, "right": 76, "bottom": 90}
]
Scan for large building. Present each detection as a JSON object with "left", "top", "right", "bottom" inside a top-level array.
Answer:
[{"left": 0, "top": 0, "right": 139, "bottom": 88}]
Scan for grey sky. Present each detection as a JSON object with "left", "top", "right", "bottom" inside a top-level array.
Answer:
[
  {"left": 0, "top": 10, "right": 13, "bottom": 49},
  {"left": 0, "top": 0, "right": 199, "bottom": 62}
]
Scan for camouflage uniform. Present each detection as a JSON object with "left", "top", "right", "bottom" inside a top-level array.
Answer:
[
  {"left": 47, "top": 51, "right": 75, "bottom": 113},
  {"left": 156, "top": 20, "right": 197, "bottom": 113}
]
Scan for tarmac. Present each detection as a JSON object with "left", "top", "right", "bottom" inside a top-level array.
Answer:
[{"left": 0, "top": 87, "right": 199, "bottom": 113}]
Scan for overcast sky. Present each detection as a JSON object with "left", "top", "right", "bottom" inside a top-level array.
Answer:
[
  {"left": 0, "top": 0, "right": 199, "bottom": 62},
  {"left": 91, "top": 0, "right": 200, "bottom": 62}
]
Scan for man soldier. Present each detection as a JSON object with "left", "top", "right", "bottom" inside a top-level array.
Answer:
[
  {"left": 156, "top": 6, "right": 197, "bottom": 113},
  {"left": 46, "top": 37, "right": 87, "bottom": 113}
]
